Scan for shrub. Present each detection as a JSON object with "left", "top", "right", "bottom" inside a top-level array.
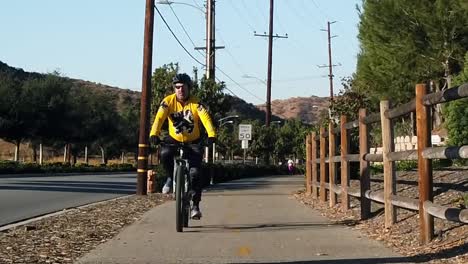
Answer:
[{"left": 396, "top": 160, "right": 418, "bottom": 171}]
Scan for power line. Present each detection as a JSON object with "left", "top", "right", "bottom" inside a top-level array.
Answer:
[
  {"left": 214, "top": 76, "right": 237, "bottom": 97},
  {"left": 154, "top": 5, "right": 205, "bottom": 66},
  {"left": 154, "top": 5, "right": 260, "bottom": 104},
  {"left": 303, "top": 0, "right": 358, "bottom": 55},
  {"left": 273, "top": 2, "right": 288, "bottom": 35},
  {"left": 227, "top": 0, "right": 256, "bottom": 32},
  {"left": 215, "top": 66, "right": 264, "bottom": 103},
  {"left": 191, "top": 0, "right": 203, "bottom": 11},
  {"left": 215, "top": 30, "right": 251, "bottom": 79},
  {"left": 168, "top": 4, "right": 206, "bottom": 59}
]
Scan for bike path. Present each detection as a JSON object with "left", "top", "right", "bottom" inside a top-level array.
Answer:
[{"left": 76, "top": 175, "right": 412, "bottom": 264}]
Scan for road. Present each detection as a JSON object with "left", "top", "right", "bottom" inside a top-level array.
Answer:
[
  {"left": 77, "top": 175, "right": 406, "bottom": 263},
  {"left": 0, "top": 172, "right": 135, "bottom": 227}
]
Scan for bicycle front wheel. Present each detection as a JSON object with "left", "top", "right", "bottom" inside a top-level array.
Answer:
[{"left": 175, "top": 165, "right": 185, "bottom": 232}]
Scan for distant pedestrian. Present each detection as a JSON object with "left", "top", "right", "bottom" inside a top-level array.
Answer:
[{"left": 287, "top": 159, "right": 294, "bottom": 175}]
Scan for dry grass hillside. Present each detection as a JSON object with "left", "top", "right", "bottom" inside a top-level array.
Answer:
[
  {"left": 256, "top": 96, "right": 329, "bottom": 124},
  {"left": 1, "top": 61, "right": 331, "bottom": 163}
]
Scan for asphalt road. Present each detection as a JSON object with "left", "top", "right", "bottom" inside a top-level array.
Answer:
[
  {"left": 0, "top": 172, "right": 136, "bottom": 227},
  {"left": 77, "top": 175, "right": 406, "bottom": 263}
]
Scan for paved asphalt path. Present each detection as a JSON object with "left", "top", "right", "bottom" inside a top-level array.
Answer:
[
  {"left": 0, "top": 173, "right": 135, "bottom": 227},
  {"left": 77, "top": 175, "right": 411, "bottom": 264}
]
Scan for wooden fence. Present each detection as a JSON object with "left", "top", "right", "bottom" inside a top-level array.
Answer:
[{"left": 304, "top": 83, "right": 468, "bottom": 244}]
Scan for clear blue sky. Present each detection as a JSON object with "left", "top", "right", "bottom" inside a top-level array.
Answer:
[{"left": 0, "top": 0, "right": 361, "bottom": 105}]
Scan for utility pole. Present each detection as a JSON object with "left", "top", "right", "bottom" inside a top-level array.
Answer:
[
  {"left": 136, "top": 0, "right": 155, "bottom": 195},
  {"left": 210, "top": 0, "right": 216, "bottom": 79},
  {"left": 254, "top": 0, "right": 287, "bottom": 126},
  {"left": 318, "top": 21, "right": 340, "bottom": 100},
  {"left": 206, "top": 0, "right": 213, "bottom": 79},
  {"left": 194, "top": 0, "right": 224, "bottom": 164},
  {"left": 195, "top": 0, "right": 224, "bottom": 80}
]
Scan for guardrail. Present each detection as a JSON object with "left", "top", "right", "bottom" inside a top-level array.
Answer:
[{"left": 304, "top": 83, "right": 468, "bottom": 244}]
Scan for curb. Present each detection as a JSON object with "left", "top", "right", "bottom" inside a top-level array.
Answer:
[
  {"left": 0, "top": 171, "right": 135, "bottom": 179},
  {"left": 0, "top": 194, "right": 135, "bottom": 232}
]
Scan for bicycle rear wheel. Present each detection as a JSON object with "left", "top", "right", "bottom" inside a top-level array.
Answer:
[{"left": 175, "top": 165, "right": 184, "bottom": 232}]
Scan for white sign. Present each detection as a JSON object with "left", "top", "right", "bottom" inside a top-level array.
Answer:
[
  {"left": 238, "top": 124, "right": 252, "bottom": 140},
  {"left": 241, "top": 139, "right": 249, "bottom": 149},
  {"left": 431, "top": 135, "right": 442, "bottom": 146}
]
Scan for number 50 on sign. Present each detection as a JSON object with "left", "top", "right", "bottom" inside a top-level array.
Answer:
[{"left": 238, "top": 124, "right": 252, "bottom": 140}]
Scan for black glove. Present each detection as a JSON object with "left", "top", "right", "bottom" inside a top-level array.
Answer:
[
  {"left": 150, "top": 136, "right": 161, "bottom": 146},
  {"left": 207, "top": 137, "right": 216, "bottom": 145}
]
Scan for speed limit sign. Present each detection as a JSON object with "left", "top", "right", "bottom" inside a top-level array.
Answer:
[{"left": 238, "top": 124, "right": 252, "bottom": 140}]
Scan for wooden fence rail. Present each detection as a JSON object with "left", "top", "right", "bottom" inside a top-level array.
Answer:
[{"left": 305, "top": 83, "right": 468, "bottom": 244}]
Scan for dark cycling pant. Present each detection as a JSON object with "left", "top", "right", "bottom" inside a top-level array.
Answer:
[{"left": 160, "top": 136, "right": 204, "bottom": 205}]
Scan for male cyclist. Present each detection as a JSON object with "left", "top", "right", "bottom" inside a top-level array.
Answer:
[{"left": 149, "top": 73, "right": 216, "bottom": 219}]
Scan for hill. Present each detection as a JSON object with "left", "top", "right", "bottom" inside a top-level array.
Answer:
[
  {"left": 256, "top": 96, "right": 329, "bottom": 124},
  {"left": 0, "top": 61, "right": 328, "bottom": 124}
]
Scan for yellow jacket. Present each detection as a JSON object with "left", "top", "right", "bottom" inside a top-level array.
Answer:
[{"left": 149, "top": 94, "right": 216, "bottom": 142}]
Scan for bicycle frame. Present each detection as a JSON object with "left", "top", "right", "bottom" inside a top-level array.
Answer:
[{"left": 172, "top": 148, "right": 191, "bottom": 196}]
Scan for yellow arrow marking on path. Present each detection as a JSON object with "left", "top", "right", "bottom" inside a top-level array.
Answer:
[{"left": 238, "top": 246, "right": 251, "bottom": 256}]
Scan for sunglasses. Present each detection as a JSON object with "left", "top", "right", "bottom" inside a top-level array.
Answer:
[{"left": 174, "top": 84, "right": 185, "bottom": 89}]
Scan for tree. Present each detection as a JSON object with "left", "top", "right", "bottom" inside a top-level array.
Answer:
[
  {"left": 85, "top": 91, "right": 120, "bottom": 164},
  {"left": 248, "top": 120, "right": 276, "bottom": 164},
  {"left": 192, "top": 77, "right": 229, "bottom": 121},
  {"left": 444, "top": 52, "right": 468, "bottom": 147},
  {"left": 151, "top": 63, "right": 179, "bottom": 117},
  {"left": 216, "top": 123, "right": 240, "bottom": 160},
  {"left": 113, "top": 95, "right": 140, "bottom": 162},
  {"left": 0, "top": 75, "right": 34, "bottom": 161},
  {"left": 355, "top": 0, "right": 468, "bottom": 108},
  {"left": 21, "top": 74, "right": 72, "bottom": 161},
  {"left": 57, "top": 86, "right": 119, "bottom": 164},
  {"left": 275, "top": 122, "right": 295, "bottom": 162},
  {"left": 330, "top": 77, "right": 371, "bottom": 120}
]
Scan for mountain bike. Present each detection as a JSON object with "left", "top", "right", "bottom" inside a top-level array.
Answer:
[{"left": 160, "top": 142, "right": 200, "bottom": 232}]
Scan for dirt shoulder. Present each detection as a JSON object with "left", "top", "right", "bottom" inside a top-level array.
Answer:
[{"left": 294, "top": 168, "right": 467, "bottom": 264}]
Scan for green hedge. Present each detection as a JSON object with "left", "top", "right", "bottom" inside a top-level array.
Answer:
[
  {"left": 0, "top": 161, "right": 135, "bottom": 174},
  {"left": 1, "top": 160, "right": 302, "bottom": 193},
  {"left": 149, "top": 162, "right": 299, "bottom": 192}
]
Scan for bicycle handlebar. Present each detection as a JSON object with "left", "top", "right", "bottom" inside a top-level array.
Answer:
[{"left": 157, "top": 141, "right": 207, "bottom": 148}]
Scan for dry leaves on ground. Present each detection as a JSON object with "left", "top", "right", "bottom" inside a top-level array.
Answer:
[
  {"left": 0, "top": 194, "right": 171, "bottom": 264},
  {"left": 294, "top": 168, "right": 467, "bottom": 264}
]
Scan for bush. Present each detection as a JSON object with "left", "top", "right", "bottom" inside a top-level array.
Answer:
[
  {"left": 206, "top": 163, "right": 289, "bottom": 185},
  {"left": 370, "top": 163, "right": 384, "bottom": 173},
  {"left": 432, "top": 159, "right": 453, "bottom": 169},
  {"left": 444, "top": 98, "right": 468, "bottom": 147},
  {"left": 396, "top": 160, "right": 418, "bottom": 171},
  {"left": 0, "top": 161, "right": 136, "bottom": 174},
  {"left": 0, "top": 161, "right": 21, "bottom": 173},
  {"left": 0, "top": 161, "right": 43, "bottom": 174}
]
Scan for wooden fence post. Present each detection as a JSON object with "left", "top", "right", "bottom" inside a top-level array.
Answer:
[
  {"left": 311, "top": 132, "right": 318, "bottom": 199},
  {"left": 416, "top": 83, "right": 434, "bottom": 243},
  {"left": 380, "top": 101, "right": 397, "bottom": 227},
  {"left": 340, "top": 115, "right": 350, "bottom": 210},
  {"left": 359, "top": 108, "right": 371, "bottom": 219},
  {"left": 329, "top": 122, "right": 337, "bottom": 207},
  {"left": 320, "top": 127, "right": 327, "bottom": 202},
  {"left": 305, "top": 134, "right": 312, "bottom": 195}
]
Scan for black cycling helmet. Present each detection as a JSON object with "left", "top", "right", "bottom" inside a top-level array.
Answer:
[{"left": 172, "top": 73, "right": 193, "bottom": 89}]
